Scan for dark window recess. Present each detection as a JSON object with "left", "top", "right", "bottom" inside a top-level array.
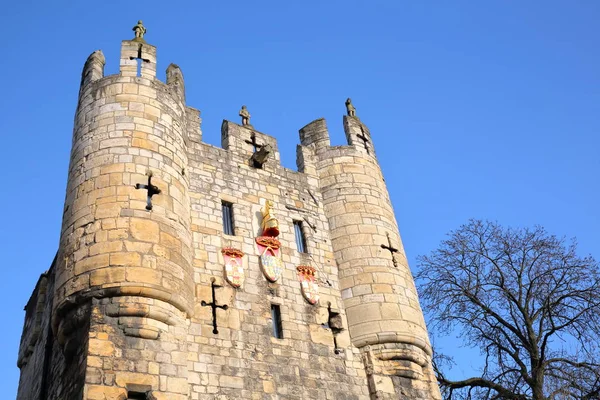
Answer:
[
  {"left": 294, "top": 220, "right": 307, "bottom": 253},
  {"left": 222, "top": 201, "right": 235, "bottom": 235},
  {"left": 271, "top": 304, "right": 283, "bottom": 339},
  {"left": 127, "top": 392, "right": 147, "bottom": 400}
]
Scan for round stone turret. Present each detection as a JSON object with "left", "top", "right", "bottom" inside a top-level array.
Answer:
[
  {"left": 301, "top": 114, "right": 441, "bottom": 398},
  {"left": 54, "top": 39, "right": 193, "bottom": 345}
]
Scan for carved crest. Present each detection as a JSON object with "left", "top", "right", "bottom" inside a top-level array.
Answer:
[
  {"left": 221, "top": 248, "right": 245, "bottom": 288},
  {"left": 297, "top": 265, "right": 319, "bottom": 305},
  {"left": 256, "top": 236, "right": 283, "bottom": 282}
]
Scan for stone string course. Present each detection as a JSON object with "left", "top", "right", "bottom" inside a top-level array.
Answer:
[{"left": 16, "top": 37, "right": 441, "bottom": 400}]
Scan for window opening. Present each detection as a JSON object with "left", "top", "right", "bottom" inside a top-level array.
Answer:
[
  {"left": 294, "top": 220, "right": 307, "bottom": 253},
  {"left": 271, "top": 304, "right": 283, "bottom": 339},
  {"left": 127, "top": 391, "right": 147, "bottom": 400},
  {"left": 222, "top": 201, "right": 235, "bottom": 235}
]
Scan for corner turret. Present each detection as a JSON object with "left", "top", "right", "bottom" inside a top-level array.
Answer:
[
  {"left": 53, "top": 27, "right": 193, "bottom": 399},
  {"left": 299, "top": 104, "right": 441, "bottom": 399}
]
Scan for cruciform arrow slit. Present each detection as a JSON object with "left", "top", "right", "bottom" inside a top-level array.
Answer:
[
  {"left": 381, "top": 232, "right": 399, "bottom": 268},
  {"left": 135, "top": 172, "right": 161, "bottom": 211},
  {"left": 201, "top": 278, "right": 229, "bottom": 334}
]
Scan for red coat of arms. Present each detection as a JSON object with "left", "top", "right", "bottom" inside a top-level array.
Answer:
[
  {"left": 256, "top": 236, "right": 283, "bottom": 282},
  {"left": 221, "top": 248, "right": 245, "bottom": 288},
  {"left": 297, "top": 265, "right": 319, "bottom": 305}
]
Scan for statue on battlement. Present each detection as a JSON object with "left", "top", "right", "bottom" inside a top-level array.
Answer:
[
  {"left": 132, "top": 20, "right": 147, "bottom": 41},
  {"left": 345, "top": 98, "right": 356, "bottom": 117},
  {"left": 261, "top": 200, "right": 280, "bottom": 237},
  {"left": 239, "top": 105, "right": 251, "bottom": 126}
]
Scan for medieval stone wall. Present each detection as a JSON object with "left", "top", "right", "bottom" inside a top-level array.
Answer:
[
  {"left": 17, "top": 263, "right": 89, "bottom": 400},
  {"left": 17, "top": 274, "right": 49, "bottom": 399},
  {"left": 17, "top": 33, "right": 440, "bottom": 400},
  {"left": 181, "top": 121, "right": 369, "bottom": 399}
]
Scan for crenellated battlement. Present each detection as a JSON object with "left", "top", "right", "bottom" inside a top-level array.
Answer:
[
  {"left": 79, "top": 39, "right": 377, "bottom": 176},
  {"left": 120, "top": 40, "right": 157, "bottom": 79},
  {"left": 16, "top": 24, "right": 441, "bottom": 400}
]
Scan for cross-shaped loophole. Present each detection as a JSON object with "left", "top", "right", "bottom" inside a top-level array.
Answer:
[
  {"left": 135, "top": 172, "right": 161, "bottom": 211},
  {"left": 201, "top": 278, "right": 229, "bottom": 334},
  {"left": 357, "top": 126, "right": 370, "bottom": 154},
  {"left": 381, "top": 232, "right": 399, "bottom": 268},
  {"left": 244, "top": 133, "right": 262, "bottom": 153},
  {"left": 130, "top": 44, "right": 150, "bottom": 77}
]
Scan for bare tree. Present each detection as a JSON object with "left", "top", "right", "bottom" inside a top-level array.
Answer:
[{"left": 416, "top": 220, "right": 600, "bottom": 400}]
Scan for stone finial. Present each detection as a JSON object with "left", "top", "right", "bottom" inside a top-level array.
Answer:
[
  {"left": 345, "top": 98, "right": 356, "bottom": 117},
  {"left": 132, "top": 20, "right": 147, "bottom": 42},
  {"left": 239, "top": 105, "right": 251, "bottom": 127}
]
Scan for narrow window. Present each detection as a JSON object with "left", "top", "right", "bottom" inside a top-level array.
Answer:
[
  {"left": 294, "top": 220, "right": 307, "bottom": 253},
  {"left": 222, "top": 201, "right": 235, "bottom": 235},
  {"left": 271, "top": 304, "right": 283, "bottom": 339},
  {"left": 127, "top": 391, "right": 147, "bottom": 400}
]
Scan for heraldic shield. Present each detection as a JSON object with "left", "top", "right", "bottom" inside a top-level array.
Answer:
[
  {"left": 297, "top": 265, "right": 319, "bottom": 305},
  {"left": 221, "top": 248, "right": 245, "bottom": 288},
  {"left": 256, "top": 236, "right": 283, "bottom": 282}
]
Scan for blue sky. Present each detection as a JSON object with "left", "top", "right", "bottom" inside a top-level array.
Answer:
[{"left": 1, "top": 1, "right": 598, "bottom": 395}]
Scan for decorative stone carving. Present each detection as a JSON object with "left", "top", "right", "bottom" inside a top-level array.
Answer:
[
  {"left": 251, "top": 143, "right": 272, "bottom": 168},
  {"left": 297, "top": 265, "right": 319, "bottom": 305},
  {"left": 345, "top": 97, "right": 356, "bottom": 117},
  {"left": 261, "top": 200, "right": 280, "bottom": 237},
  {"left": 256, "top": 236, "right": 283, "bottom": 282},
  {"left": 132, "top": 20, "right": 147, "bottom": 41},
  {"left": 221, "top": 248, "right": 245, "bottom": 288},
  {"left": 239, "top": 105, "right": 251, "bottom": 126}
]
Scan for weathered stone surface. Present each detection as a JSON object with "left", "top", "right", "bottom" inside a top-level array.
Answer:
[{"left": 16, "top": 33, "right": 440, "bottom": 400}]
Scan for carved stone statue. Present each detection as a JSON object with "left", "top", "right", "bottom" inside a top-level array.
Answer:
[
  {"left": 261, "top": 200, "right": 280, "bottom": 237},
  {"left": 239, "top": 105, "right": 251, "bottom": 126},
  {"left": 345, "top": 98, "right": 356, "bottom": 117},
  {"left": 132, "top": 20, "right": 146, "bottom": 41}
]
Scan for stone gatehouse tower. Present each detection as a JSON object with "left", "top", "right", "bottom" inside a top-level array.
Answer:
[{"left": 16, "top": 25, "right": 441, "bottom": 400}]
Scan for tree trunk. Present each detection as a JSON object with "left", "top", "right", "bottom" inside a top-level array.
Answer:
[{"left": 531, "top": 367, "right": 545, "bottom": 400}]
